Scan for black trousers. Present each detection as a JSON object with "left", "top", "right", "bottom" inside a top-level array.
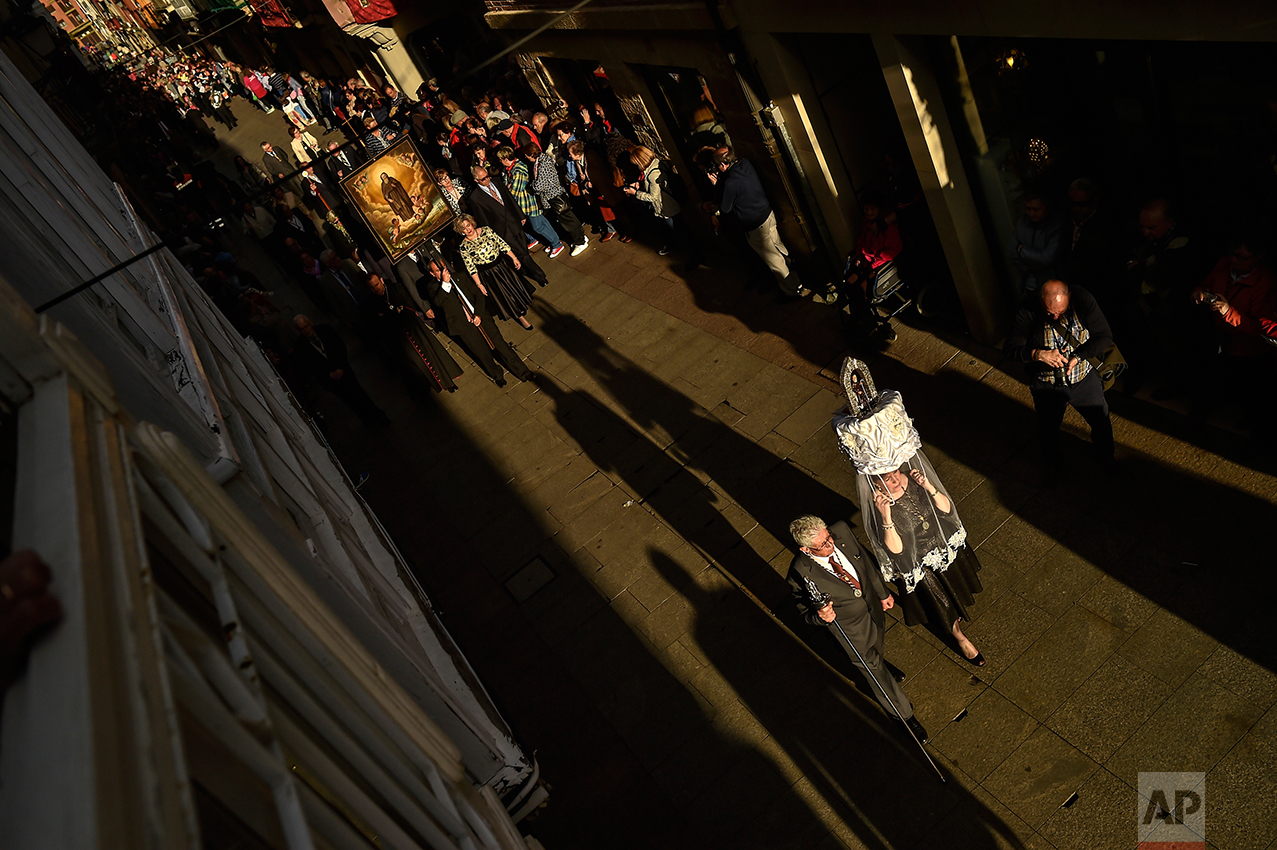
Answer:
[
  {"left": 1030, "top": 370, "right": 1114, "bottom": 461},
  {"left": 833, "top": 620, "right": 914, "bottom": 720},
  {"left": 508, "top": 238, "right": 548, "bottom": 286},
  {"left": 451, "top": 317, "right": 532, "bottom": 383},
  {"left": 547, "top": 195, "right": 586, "bottom": 246}
]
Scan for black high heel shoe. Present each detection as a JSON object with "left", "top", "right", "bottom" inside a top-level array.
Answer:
[{"left": 963, "top": 650, "right": 986, "bottom": 667}]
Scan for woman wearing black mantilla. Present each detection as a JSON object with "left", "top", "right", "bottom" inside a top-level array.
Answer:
[{"left": 833, "top": 358, "right": 986, "bottom": 666}]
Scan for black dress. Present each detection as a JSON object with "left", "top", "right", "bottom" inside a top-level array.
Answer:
[
  {"left": 361, "top": 285, "right": 463, "bottom": 393},
  {"left": 459, "top": 227, "right": 535, "bottom": 321},
  {"left": 886, "top": 482, "right": 984, "bottom": 628}
]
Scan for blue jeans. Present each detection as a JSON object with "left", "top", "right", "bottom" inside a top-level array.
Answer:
[
  {"left": 525, "top": 213, "right": 561, "bottom": 250},
  {"left": 291, "top": 99, "right": 314, "bottom": 122},
  {"left": 658, "top": 213, "right": 701, "bottom": 262}
]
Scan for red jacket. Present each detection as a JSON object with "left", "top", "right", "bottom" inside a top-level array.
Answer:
[
  {"left": 501, "top": 123, "right": 540, "bottom": 153},
  {"left": 857, "top": 217, "right": 902, "bottom": 269},
  {"left": 1198, "top": 258, "right": 1276, "bottom": 357}
]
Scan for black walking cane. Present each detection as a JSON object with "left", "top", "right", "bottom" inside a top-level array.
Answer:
[{"left": 802, "top": 575, "right": 946, "bottom": 783}]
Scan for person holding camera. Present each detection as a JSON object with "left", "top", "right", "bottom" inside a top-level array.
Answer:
[
  {"left": 1189, "top": 234, "right": 1274, "bottom": 359},
  {"left": 708, "top": 147, "right": 799, "bottom": 296},
  {"left": 1005, "top": 279, "right": 1116, "bottom": 474},
  {"left": 1186, "top": 233, "right": 1275, "bottom": 427}
]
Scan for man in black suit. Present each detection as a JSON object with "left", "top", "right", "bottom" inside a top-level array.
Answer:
[
  {"left": 464, "top": 164, "right": 548, "bottom": 287},
  {"left": 299, "top": 165, "right": 341, "bottom": 214},
  {"left": 290, "top": 314, "right": 389, "bottom": 426},
  {"left": 260, "top": 140, "right": 294, "bottom": 184},
  {"left": 324, "top": 140, "right": 362, "bottom": 182},
  {"left": 418, "top": 259, "right": 533, "bottom": 387},
  {"left": 786, "top": 515, "right": 926, "bottom": 742}
]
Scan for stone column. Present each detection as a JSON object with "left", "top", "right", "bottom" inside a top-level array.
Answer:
[
  {"left": 346, "top": 23, "right": 424, "bottom": 97},
  {"left": 873, "top": 34, "right": 1007, "bottom": 344}
]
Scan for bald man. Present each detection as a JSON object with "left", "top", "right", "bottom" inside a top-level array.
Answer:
[{"left": 1005, "top": 279, "right": 1115, "bottom": 472}]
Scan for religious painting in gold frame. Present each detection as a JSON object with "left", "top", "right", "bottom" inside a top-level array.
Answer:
[{"left": 339, "top": 137, "right": 454, "bottom": 262}]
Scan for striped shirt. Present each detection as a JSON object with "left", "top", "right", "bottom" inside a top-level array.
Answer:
[{"left": 362, "top": 128, "right": 397, "bottom": 158}]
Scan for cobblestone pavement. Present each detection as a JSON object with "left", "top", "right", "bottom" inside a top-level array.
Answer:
[{"left": 209, "top": 100, "right": 1277, "bottom": 850}]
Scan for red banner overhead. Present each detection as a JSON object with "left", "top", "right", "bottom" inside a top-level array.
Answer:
[
  {"left": 342, "top": 0, "right": 396, "bottom": 24},
  {"left": 248, "top": 0, "right": 290, "bottom": 28}
]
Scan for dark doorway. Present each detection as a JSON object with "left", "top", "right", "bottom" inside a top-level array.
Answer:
[
  {"left": 635, "top": 63, "right": 730, "bottom": 166},
  {"left": 956, "top": 36, "right": 1277, "bottom": 243},
  {"left": 539, "top": 57, "right": 638, "bottom": 142}
]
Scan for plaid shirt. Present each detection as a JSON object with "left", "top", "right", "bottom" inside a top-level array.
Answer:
[
  {"left": 1041, "top": 310, "right": 1094, "bottom": 386},
  {"left": 504, "top": 161, "right": 539, "bottom": 217}
]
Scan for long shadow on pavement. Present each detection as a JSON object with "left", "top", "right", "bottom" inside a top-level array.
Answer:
[
  {"left": 537, "top": 307, "right": 1024, "bottom": 849},
  {"left": 863, "top": 352, "right": 1276, "bottom": 673},
  {"left": 538, "top": 299, "right": 1277, "bottom": 844},
  {"left": 310, "top": 314, "right": 791, "bottom": 849}
]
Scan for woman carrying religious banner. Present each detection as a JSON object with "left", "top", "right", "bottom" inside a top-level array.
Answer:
[{"left": 832, "top": 359, "right": 986, "bottom": 666}]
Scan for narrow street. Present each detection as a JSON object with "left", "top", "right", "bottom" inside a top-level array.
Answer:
[{"left": 213, "top": 102, "right": 1276, "bottom": 850}]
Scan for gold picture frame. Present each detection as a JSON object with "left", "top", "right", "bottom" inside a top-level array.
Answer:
[{"left": 339, "top": 137, "right": 455, "bottom": 261}]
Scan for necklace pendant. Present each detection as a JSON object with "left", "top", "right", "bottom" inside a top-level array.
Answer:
[
  {"left": 853, "top": 588, "right": 862, "bottom": 598},
  {"left": 922, "top": 521, "right": 930, "bottom": 530}
]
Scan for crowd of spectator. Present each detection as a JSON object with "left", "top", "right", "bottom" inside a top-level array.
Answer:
[
  {"left": 107, "top": 45, "right": 1276, "bottom": 441},
  {"left": 100, "top": 49, "right": 806, "bottom": 430},
  {"left": 1005, "top": 177, "right": 1276, "bottom": 430}
]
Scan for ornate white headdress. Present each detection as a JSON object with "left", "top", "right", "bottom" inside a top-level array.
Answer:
[{"left": 833, "top": 358, "right": 921, "bottom": 475}]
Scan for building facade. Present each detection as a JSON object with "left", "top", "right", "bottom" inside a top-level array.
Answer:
[
  {"left": 0, "top": 35, "right": 546, "bottom": 850},
  {"left": 481, "top": 0, "right": 1277, "bottom": 343}
]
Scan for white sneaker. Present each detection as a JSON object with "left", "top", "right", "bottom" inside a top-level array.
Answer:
[{"left": 570, "top": 243, "right": 587, "bottom": 256}]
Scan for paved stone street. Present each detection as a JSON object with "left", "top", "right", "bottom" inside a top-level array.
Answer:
[{"left": 208, "top": 102, "right": 1277, "bottom": 850}]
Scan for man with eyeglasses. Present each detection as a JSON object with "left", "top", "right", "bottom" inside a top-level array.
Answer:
[
  {"left": 464, "top": 164, "right": 549, "bottom": 287},
  {"left": 786, "top": 515, "right": 925, "bottom": 742}
]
